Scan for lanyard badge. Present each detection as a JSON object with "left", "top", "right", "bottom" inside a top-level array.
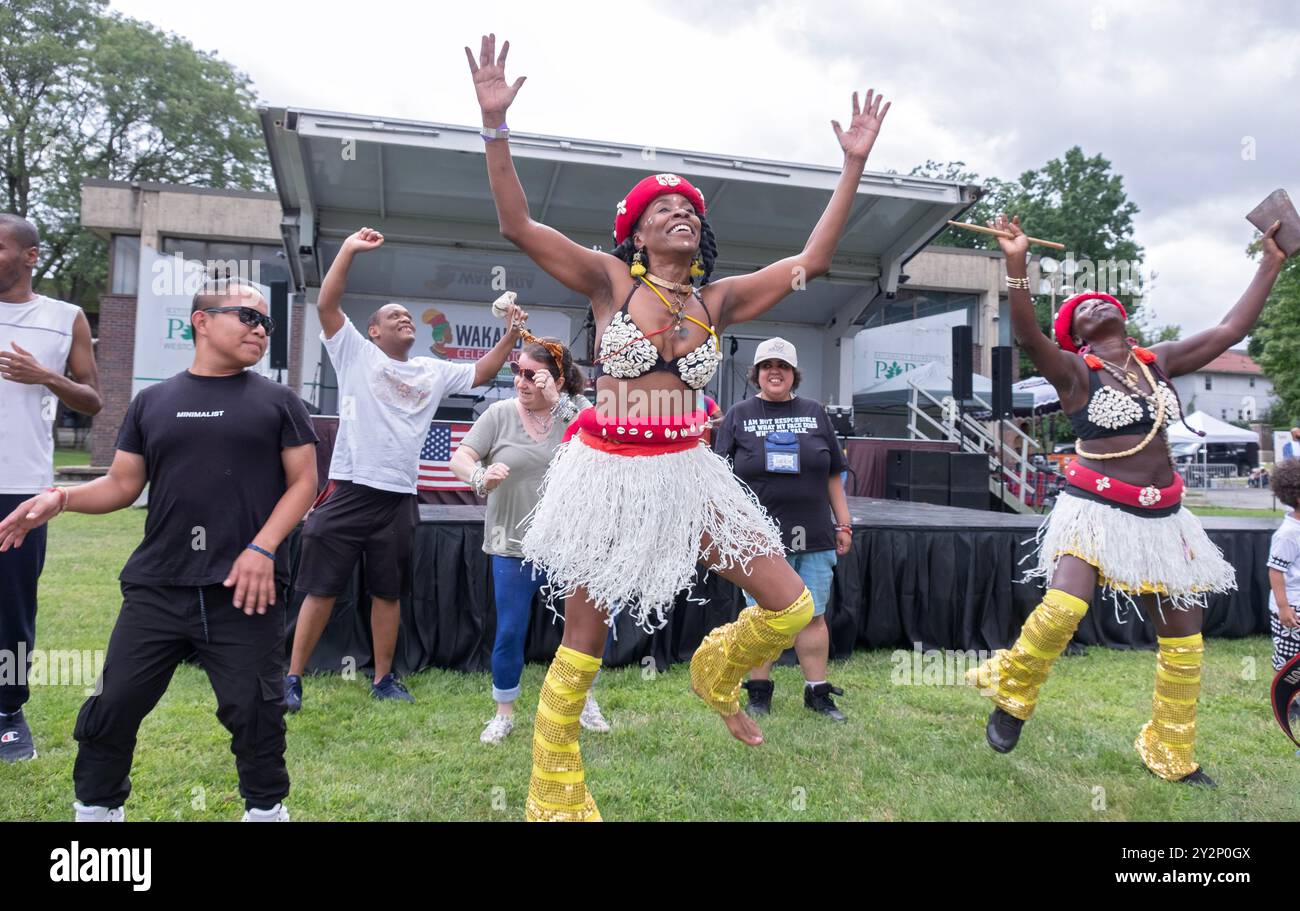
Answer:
[{"left": 764, "top": 430, "right": 801, "bottom": 474}]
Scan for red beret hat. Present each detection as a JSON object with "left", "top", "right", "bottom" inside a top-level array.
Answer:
[{"left": 613, "top": 174, "right": 706, "bottom": 246}]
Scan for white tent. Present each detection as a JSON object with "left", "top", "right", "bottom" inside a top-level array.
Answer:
[
  {"left": 853, "top": 359, "right": 1034, "bottom": 410},
  {"left": 1166, "top": 411, "right": 1258, "bottom": 444},
  {"left": 1012, "top": 375, "right": 1061, "bottom": 415}
]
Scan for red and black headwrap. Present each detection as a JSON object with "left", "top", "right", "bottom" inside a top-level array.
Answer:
[{"left": 613, "top": 173, "right": 707, "bottom": 246}]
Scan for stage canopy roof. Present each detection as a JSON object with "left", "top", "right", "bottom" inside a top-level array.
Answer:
[{"left": 258, "top": 107, "right": 979, "bottom": 331}]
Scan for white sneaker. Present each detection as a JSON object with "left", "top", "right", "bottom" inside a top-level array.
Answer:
[
  {"left": 74, "top": 801, "right": 124, "bottom": 822},
  {"left": 480, "top": 714, "right": 514, "bottom": 744},
  {"left": 241, "top": 803, "right": 290, "bottom": 822},
  {"left": 579, "top": 694, "right": 610, "bottom": 733}
]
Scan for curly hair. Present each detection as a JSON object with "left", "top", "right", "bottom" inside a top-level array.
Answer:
[
  {"left": 611, "top": 217, "right": 718, "bottom": 286},
  {"left": 521, "top": 338, "right": 584, "bottom": 394},
  {"left": 1272, "top": 458, "right": 1300, "bottom": 509}
]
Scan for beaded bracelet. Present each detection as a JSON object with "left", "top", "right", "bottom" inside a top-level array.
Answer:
[
  {"left": 550, "top": 393, "right": 579, "bottom": 424},
  {"left": 470, "top": 465, "right": 488, "bottom": 498}
]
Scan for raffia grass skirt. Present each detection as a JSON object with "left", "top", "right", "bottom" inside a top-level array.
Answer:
[
  {"left": 1022, "top": 489, "right": 1237, "bottom": 614},
  {"left": 519, "top": 436, "right": 783, "bottom": 632}
]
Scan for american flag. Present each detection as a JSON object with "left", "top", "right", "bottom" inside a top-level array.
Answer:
[{"left": 417, "top": 421, "right": 472, "bottom": 490}]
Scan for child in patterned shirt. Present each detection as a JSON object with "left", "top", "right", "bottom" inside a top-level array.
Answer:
[{"left": 1267, "top": 459, "right": 1300, "bottom": 722}]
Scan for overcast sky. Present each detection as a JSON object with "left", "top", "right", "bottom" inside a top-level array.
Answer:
[{"left": 110, "top": 0, "right": 1299, "bottom": 337}]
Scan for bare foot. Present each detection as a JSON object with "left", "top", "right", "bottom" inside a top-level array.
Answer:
[{"left": 722, "top": 710, "right": 764, "bottom": 746}]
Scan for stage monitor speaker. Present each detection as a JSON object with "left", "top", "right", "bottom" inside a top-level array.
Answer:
[
  {"left": 909, "top": 485, "right": 949, "bottom": 506},
  {"left": 951, "top": 325, "right": 973, "bottom": 401},
  {"left": 887, "top": 449, "right": 950, "bottom": 488},
  {"left": 269, "top": 281, "right": 289, "bottom": 371},
  {"left": 949, "top": 453, "right": 987, "bottom": 492},
  {"left": 949, "top": 489, "right": 989, "bottom": 510},
  {"left": 991, "top": 345, "right": 1014, "bottom": 419}
]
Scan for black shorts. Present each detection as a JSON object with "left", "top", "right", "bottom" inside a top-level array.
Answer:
[{"left": 295, "top": 480, "right": 418, "bottom": 600}]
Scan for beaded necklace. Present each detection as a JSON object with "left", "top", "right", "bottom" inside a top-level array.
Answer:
[{"left": 1074, "top": 351, "right": 1170, "bottom": 462}]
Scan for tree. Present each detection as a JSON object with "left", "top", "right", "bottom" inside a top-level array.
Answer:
[
  {"left": 911, "top": 148, "right": 1169, "bottom": 375},
  {"left": 1, "top": 0, "right": 269, "bottom": 308},
  {"left": 1247, "top": 252, "right": 1300, "bottom": 424}
]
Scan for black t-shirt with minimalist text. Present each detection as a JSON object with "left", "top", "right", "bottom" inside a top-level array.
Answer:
[
  {"left": 115, "top": 370, "right": 317, "bottom": 586},
  {"left": 713, "top": 395, "right": 846, "bottom": 553}
]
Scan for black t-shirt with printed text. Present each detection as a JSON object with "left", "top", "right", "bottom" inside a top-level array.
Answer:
[
  {"left": 713, "top": 395, "right": 846, "bottom": 552},
  {"left": 115, "top": 370, "right": 318, "bottom": 587}
]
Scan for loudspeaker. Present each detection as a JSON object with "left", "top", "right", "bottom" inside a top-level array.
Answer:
[
  {"left": 269, "top": 281, "right": 289, "bottom": 370},
  {"left": 951, "top": 325, "right": 973, "bottom": 401},
  {"left": 949, "top": 453, "right": 987, "bottom": 491},
  {"left": 887, "top": 449, "right": 950, "bottom": 488},
  {"left": 991, "top": 345, "right": 1014, "bottom": 419},
  {"left": 909, "top": 485, "right": 949, "bottom": 506},
  {"left": 949, "top": 489, "right": 989, "bottom": 510}
]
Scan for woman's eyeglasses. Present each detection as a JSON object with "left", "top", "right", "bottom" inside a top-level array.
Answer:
[
  {"left": 200, "top": 306, "right": 276, "bottom": 335},
  {"left": 509, "top": 362, "right": 538, "bottom": 382}
]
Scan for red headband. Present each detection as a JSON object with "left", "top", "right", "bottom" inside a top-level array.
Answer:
[
  {"left": 613, "top": 174, "right": 707, "bottom": 246},
  {"left": 1054, "top": 292, "right": 1128, "bottom": 353}
]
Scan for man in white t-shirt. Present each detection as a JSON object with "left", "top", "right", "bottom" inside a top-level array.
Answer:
[
  {"left": 286, "top": 227, "right": 525, "bottom": 709},
  {"left": 0, "top": 213, "right": 101, "bottom": 762}
]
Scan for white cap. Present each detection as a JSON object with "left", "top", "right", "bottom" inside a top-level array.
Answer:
[{"left": 754, "top": 337, "right": 798, "bottom": 368}]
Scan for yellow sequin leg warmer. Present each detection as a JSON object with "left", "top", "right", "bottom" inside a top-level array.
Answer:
[
  {"left": 964, "top": 588, "right": 1089, "bottom": 721},
  {"left": 525, "top": 645, "right": 602, "bottom": 822},
  {"left": 1135, "top": 634, "right": 1203, "bottom": 781},
  {"left": 690, "top": 587, "right": 814, "bottom": 716}
]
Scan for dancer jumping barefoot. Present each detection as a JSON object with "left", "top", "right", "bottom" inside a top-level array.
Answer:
[{"left": 465, "top": 33, "right": 890, "bottom": 820}]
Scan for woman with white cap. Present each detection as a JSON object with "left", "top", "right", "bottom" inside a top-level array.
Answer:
[{"left": 713, "top": 338, "right": 854, "bottom": 720}]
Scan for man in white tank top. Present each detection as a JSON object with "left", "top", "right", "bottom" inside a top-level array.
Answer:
[{"left": 0, "top": 213, "right": 101, "bottom": 761}]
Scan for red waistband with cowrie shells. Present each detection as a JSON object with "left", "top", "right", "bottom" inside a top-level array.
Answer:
[
  {"left": 563, "top": 406, "right": 708, "bottom": 455},
  {"left": 1063, "top": 459, "right": 1183, "bottom": 509}
]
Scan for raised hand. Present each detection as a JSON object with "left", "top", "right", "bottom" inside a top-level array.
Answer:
[
  {"left": 502, "top": 301, "right": 529, "bottom": 333},
  {"left": 831, "top": 89, "right": 891, "bottom": 161},
  {"left": 464, "top": 33, "right": 526, "bottom": 118},
  {"left": 341, "top": 227, "right": 384, "bottom": 256},
  {"left": 1261, "top": 220, "right": 1289, "bottom": 267},
  {"left": 988, "top": 214, "right": 1030, "bottom": 261},
  {"left": 532, "top": 368, "right": 560, "bottom": 406}
]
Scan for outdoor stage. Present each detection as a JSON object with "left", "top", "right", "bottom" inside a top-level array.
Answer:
[{"left": 285, "top": 497, "right": 1275, "bottom": 675}]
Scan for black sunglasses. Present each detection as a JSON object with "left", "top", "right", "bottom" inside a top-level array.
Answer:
[
  {"left": 200, "top": 306, "right": 275, "bottom": 335},
  {"left": 509, "top": 362, "right": 538, "bottom": 381}
]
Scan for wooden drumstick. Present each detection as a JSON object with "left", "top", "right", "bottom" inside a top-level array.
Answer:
[{"left": 946, "top": 220, "right": 1066, "bottom": 250}]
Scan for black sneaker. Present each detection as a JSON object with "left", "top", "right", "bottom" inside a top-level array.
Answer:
[
  {"left": 741, "top": 679, "right": 773, "bottom": 717},
  {"left": 0, "top": 710, "right": 36, "bottom": 762},
  {"left": 1174, "top": 767, "right": 1218, "bottom": 789},
  {"left": 371, "top": 673, "right": 415, "bottom": 703},
  {"left": 985, "top": 707, "right": 1024, "bottom": 753},
  {"left": 804, "top": 683, "right": 847, "bottom": 722},
  {"left": 284, "top": 675, "right": 302, "bottom": 714}
]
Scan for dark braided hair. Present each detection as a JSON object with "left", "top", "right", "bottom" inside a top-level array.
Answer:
[{"left": 611, "top": 216, "right": 718, "bottom": 286}]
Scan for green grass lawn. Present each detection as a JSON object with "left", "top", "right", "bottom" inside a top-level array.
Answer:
[
  {"left": 53, "top": 447, "right": 92, "bottom": 470},
  {"left": 3, "top": 508, "right": 1296, "bottom": 822},
  {"left": 1188, "top": 506, "right": 1286, "bottom": 518}
]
